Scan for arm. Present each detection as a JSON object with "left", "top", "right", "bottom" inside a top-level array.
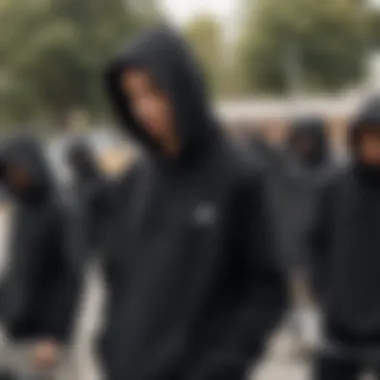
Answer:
[
  {"left": 37, "top": 205, "right": 83, "bottom": 344},
  {"left": 191, "top": 169, "right": 287, "bottom": 380},
  {"left": 0, "top": 203, "right": 82, "bottom": 345},
  {"left": 0, "top": 207, "right": 32, "bottom": 329},
  {"left": 28, "top": 207, "right": 83, "bottom": 371}
]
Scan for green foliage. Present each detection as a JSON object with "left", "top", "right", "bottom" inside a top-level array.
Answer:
[
  {"left": 184, "top": 14, "right": 225, "bottom": 95},
  {"left": 237, "top": 0, "right": 368, "bottom": 94},
  {"left": 367, "top": 8, "right": 380, "bottom": 49},
  {"left": 0, "top": 0, "right": 161, "bottom": 129}
]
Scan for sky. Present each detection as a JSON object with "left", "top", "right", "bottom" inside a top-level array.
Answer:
[
  {"left": 159, "top": 0, "right": 380, "bottom": 27},
  {"left": 159, "top": 0, "right": 236, "bottom": 26}
]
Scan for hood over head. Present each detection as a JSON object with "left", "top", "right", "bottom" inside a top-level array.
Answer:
[
  {"left": 349, "top": 95, "right": 380, "bottom": 181},
  {"left": 350, "top": 95, "right": 380, "bottom": 154},
  {"left": 67, "top": 140, "right": 100, "bottom": 181},
  {"left": 0, "top": 136, "right": 55, "bottom": 202},
  {"left": 287, "top": 116, "right": 329, "bottom": 168},
  {"left": 104, "top": 25, "right": 218, "bottom": 163}
]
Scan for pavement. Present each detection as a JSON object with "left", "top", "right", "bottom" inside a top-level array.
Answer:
[{"left": 254, "top": 329, "right": 311, "bottom": 380}]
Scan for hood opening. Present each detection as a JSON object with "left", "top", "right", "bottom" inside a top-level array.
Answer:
[
  {"left": 0, "top": 136, "right": 54, "bottom": 202},
  {"left": 105, "top": 60, "right": 162, "bottom": 153},
  {"left": 349, "top": 96, "right": 380, "bottom": 157},
  {"left": 348, "top": 96, "right": 380, "bottom": 183},
  {"left": 104, "top": 26, "right": 218, "bottom": 164},
  {"left": 287, "top": 116, "right": 329, "bottom": 168}
]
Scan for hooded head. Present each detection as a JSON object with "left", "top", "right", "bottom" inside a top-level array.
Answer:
[
  {"left": 287, "top": 116, "right": 329, "bottom": 168},
  {"left": 67, "top": 140, "right": 100, "bottom": 182},
  {"left": 104, "top": 26, "right": 217, "bottom": 164},
  {"left": 0, "top": 136, "right": 54, "bottom": 203},
  {"left": 349, "top": 96, "right": 380, "bottom": 178}
]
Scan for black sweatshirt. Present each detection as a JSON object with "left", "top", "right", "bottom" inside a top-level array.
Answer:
[
  {"left": 310, "top": 96, "right": 380, "bottom": 347},
  {"left": 67, "top": 140, "right": 111, "bottom": 256},
  {"left": 101, "top": 26, "right": 286, "bottom": 380},
  {"left": 279, "top": 117, "right": 335, "bottom": 270},
  {"left": 0, "top": 137, "right": 79, "bottom": 343}
]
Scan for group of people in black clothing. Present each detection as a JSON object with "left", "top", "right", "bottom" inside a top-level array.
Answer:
[
  {"left": 0, "top": 25, "right": 379, "bottom": 380},
  {"left": 246, "top": 96, "right": 380, "bottom": 380}
]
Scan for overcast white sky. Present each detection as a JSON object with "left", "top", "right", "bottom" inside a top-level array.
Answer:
[
  {"left": 159, "top": 0, "right": 236, "bottom": 26},
  {"left": 159, "top": 0, "right": 380, "bottom": 26}
]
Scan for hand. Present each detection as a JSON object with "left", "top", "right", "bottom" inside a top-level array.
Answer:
[{"left": 32, "top": 339, "right": 61, "bottom": 370}]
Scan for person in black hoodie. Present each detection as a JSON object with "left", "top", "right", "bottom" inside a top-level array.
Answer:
[
  {"left": 275, "top": 117, "right": 334, "bottom": 357},
  {"left": 0, "top": 136, "right": 79, "bottom": 375},
  {"left": 67, "top": 140, "right": 111, "bottom": 257},
  {"left": 287, "top": 117, "right": 330, "bottom": 170},
  {"left": 311, "top": 96, "right": 380, "bottom": 379},
  {"left": 99, "top": 26, "right": 286, "bottom": 380},
  {"left": 284, "top": 117, "right": 334, "bottom": 273},
  {"left": 247, "top": 129, "right": 281, "bottom": 171}
]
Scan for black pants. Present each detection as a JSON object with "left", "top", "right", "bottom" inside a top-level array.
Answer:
[{"left": 313, "top": 353, "right": 380, "bottom": 380}]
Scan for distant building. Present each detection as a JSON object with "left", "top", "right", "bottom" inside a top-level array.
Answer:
[
  {"left": 216, "top": 95, "right": 363, "bottom": 122},
  {"left": 215, "top": 94, "right": 369, "bottom": 149}
]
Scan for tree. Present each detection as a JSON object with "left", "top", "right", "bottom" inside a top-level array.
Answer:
[
  {"left": 0, "top": 0, "right": 162, "bottom": 130},
  {"left": 367, "top": 8, "right": 380, "bottom": 50},
  {"left": 184, "top": 14, "right": 224, "bottom": 95},
  {"left": 237, "top": 0, "right": 368, "bottom": 94}
]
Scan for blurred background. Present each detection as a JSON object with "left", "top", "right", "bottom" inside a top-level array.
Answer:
[
  {"left": 1, "top": 0, "right": 380, "bottom": 378},
  {"left": 2, "top": 0, "right": 380, "bottom": 149},
  {"left": 1, "top": 0, "right": 380, "bottom": 157}
]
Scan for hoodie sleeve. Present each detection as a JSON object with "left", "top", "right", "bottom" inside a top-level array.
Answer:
[
  {"left": 190, "top": 168, "right": 287, "bottom": 380},
  {"left": 36, "top": 204, "right": 82, "bottom": 343}
]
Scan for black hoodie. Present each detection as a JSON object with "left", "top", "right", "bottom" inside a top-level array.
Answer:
[
  {"left": 0, "top": 136, "right": 79, "bottom": 342},
  {"left": 245, "top": 131, "right": 298, "bottom": 270},
  {"left": 311, "top": 96, "right": 380, "bottom": 348},
  {"left": 67, "top": 140, "right": 111, "bottom": 254},
  {"left": 248, "top": 131, "right": 283, "bottom": 173},
  {"left": 287, "top": 116, "right": 330, "bottom": 169},
  {"left": 272, "top": 116, "right": 335, "bottom": 271},
  {"left": 101, "top": 26, "right": 286, "bottom": 380}
]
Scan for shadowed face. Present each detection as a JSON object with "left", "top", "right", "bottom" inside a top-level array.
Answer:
[
  {"left": 121, "top": 68, "right": 176, "bottom": 145},
  {"left": 358, "top": 130, "right": 380, "bottom": 166},
  {"left": 5, "top": 164, "right": 32, "bottom": 193}
]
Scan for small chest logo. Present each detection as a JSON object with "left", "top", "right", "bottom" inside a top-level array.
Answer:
[{"left": 193, "top": 203, "right": 217, "bottom": 226}]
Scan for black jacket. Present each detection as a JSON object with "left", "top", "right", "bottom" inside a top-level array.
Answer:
[
  {"left": 287, "top": 117, "right": 330, "bottom": 169},
  {"left": 274, "top": 117, "right": 335, "bottom": 270},
  {"left": 67, "top": 140, "right": 111, "bottom": 255},
  {"left": 246, "top": 134, "right": 295, "bottom": 270},
  {"left": 0, "top": 137, "right": 79, "bottom": 342},
  {"left": 310, "top": 96, "right": 380, "bottom": 347},
  {"left": 248, "top": 133, "right": 284, "bottom": 174},
  {"left": 101, "top": 26, "right": 286, "bottom": 380}
]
